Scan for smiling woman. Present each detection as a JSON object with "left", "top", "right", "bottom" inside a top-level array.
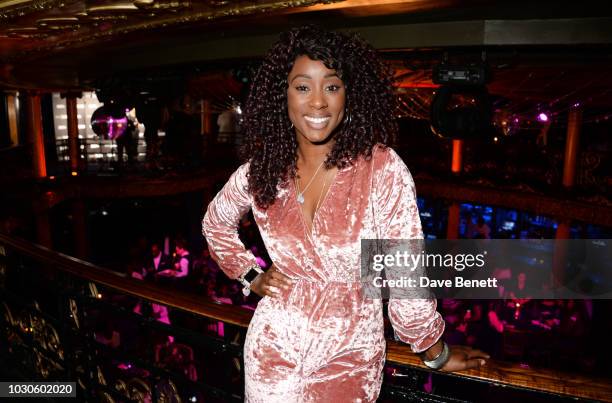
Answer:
[{"left": 202, "top": 25, "right": 489, "bottom": 402}]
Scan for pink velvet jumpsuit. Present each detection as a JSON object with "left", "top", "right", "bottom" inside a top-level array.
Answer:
[{"left": 202, "top": 146, "right": 445, "bottom": 402}]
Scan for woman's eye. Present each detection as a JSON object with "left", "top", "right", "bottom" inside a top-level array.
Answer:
[
  {"left": 326, "top": 84, "right": 342, "bottom": 92},
  {"left": 295, "top": 85, "right": 309, "bottom": 92}
]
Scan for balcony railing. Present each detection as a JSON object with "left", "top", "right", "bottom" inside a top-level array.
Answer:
[{"left": 0, "top": 233, "right": 610, "bottom": 402}]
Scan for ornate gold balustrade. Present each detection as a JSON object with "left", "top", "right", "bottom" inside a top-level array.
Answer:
[{"left": 0, "top": 233, "right": 610, "bottom": 402}]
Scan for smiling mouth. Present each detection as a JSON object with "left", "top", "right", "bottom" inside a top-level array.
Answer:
[{"left": 304, "top": 115, "right": 331, "bottom": 127}]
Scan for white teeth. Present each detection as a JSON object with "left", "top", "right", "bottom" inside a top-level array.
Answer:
[{"left": 304, "top": 116, "right": 330, "bottom": 124}]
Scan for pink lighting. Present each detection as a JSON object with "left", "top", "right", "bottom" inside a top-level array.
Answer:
[{"left": 537, "top": 113, "right": 549, "bottom": 122}]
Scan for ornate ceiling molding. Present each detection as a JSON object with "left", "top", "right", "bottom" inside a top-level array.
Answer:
[
  {"left": 0, "top": 0, "right": 344, "bottom": 62},
  {"left": 0, "top": 0, "right": 65, "bottom": 20}
]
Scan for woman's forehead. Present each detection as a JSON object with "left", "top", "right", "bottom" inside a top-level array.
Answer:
[{"left": 289, "top": 55, "right": 339, "bottom": 78}]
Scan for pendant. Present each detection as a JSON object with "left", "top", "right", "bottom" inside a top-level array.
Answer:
[{"left": 297, "top": 193, "right": 305, "bottom": 204}]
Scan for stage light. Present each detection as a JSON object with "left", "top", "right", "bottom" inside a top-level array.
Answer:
[
  {"left": 429, "top": 85, "right": 492, "bottom": 140},
  {"left": 537, "top": 113, "right": 549, "bottom": 122}
]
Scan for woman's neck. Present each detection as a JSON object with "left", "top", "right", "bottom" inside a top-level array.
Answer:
[{"left": 296, "top": 140, "right": 334, "bottom": 168}]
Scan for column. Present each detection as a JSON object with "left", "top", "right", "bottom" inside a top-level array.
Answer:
[
  {"left": 201, "top": 99, "right": 212, "bottom": 136},
  {"left": 446, "top": 203, "right": 460, "bottom": 240},
  {"left": 562, "top": 106, "right": 582, "bottom": 188},
  {"left": 5, "top": 92, "right": 19, "bottom": 146},
  {"left": 25, "top": 92, "right": 47, "bottom": 178},
  {"left": 552, "top": 220, "right": 571, "bottom": 289},
  {"left": 65, "top": 92, "right": 82, "bottom": 173},
  {"left": 451, "top": 139, "right": 463, "bottom": 174},
  {"left": 446, "top": 139, "right": 464, "bottom": 239}
]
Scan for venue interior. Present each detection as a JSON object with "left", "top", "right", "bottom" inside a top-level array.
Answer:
[{"left": 1, "top": 1, "right": 611, "bottom": 402}]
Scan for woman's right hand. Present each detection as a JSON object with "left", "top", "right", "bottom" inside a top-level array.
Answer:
[{"left": 249, "top": 264, "right": 294, "bottom": 298}]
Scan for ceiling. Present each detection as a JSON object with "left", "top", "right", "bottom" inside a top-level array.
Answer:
[{"left": 2, "top": 0, "right": 612, "bottom": 91}]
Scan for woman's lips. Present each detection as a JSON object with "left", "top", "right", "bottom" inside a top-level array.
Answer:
[{"left": 304, "top": 115, "right": 331, "bottom": 129}]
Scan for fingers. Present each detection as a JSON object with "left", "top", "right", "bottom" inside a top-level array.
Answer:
[
  {"left": 263, "top": 284, "right": 281, "bottom": 298},
  {"left": 441, "top": 345, "right": 489, "bottom": 372},
  {"left": 467, "top": 348, "right": 490, "bottom": 360},
  {"left": 258, "top": 268, "right": 294, "bottom": 298},
  {"left": 462, "top": 357, "right": 487, "bottom": 371},
  {"left": 268, "top": 271, "right": 294, "bottom": 290}
]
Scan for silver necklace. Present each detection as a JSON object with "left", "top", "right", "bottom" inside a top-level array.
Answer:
[{"left": 295, "top": 161, "right": 325, "bottom": 204}]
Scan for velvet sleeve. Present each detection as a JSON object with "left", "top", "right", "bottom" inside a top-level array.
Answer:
[
  {"left": 374, "top": 147, "right": 445, "bottom": 353},
  {"left": 202, "top": 162, "right": 259, "bottom": 280}
]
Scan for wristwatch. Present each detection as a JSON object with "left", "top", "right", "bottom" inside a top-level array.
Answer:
[{"left": 238, "top": 265, "right": 264, "bottom": 296}]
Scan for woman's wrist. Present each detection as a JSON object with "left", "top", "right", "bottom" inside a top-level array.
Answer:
[
  {"left": 238, "top": 264, "right": 264, "bottom": 296},
  {"left": 419, "top": 340, "right": 451, "bottom": 370},
  {"left": 420, "top": 339, "right": 444, "bottom": 361}
]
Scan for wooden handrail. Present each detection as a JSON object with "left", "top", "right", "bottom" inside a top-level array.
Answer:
[
  {"left": 0, "top": 233, "right": 252, "bottom": 328},
  {"left": 386, "top": 341, "right": 612, "bottom": 402},
  {"left": 1, "top": 233, "right": 611, "bottom": 402}
]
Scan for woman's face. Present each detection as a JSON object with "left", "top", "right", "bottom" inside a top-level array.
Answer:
[{"left": 287, "top": 55, "right": 346, "bottom": 146}]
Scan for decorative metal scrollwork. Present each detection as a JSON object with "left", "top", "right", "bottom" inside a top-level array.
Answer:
[
  {"left": 156, "top": 378, "right": 182, "bottom": 403},
  {"left": 33, "top": 348, "right": 64, "bottom": 379},
  {"left": 114, "top": 377, "right": 153, "bottom": 402},
  {"left": 68, "top": 298, "right": 80, "bottom": 329}
]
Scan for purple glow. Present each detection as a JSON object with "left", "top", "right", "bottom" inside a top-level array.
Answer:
[
  {"left": 91, "top": 106, "right": 128, "bottom": 139},
  {"left": 537, "top": 113, "right": 549, "bottom": 122}
]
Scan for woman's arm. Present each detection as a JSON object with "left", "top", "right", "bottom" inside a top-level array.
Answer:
[
  {"left": 374, "top": 148, "right": 488, "bottom": 370},
  {"left": 202, "top": 163, "right": 259, "bottom": 280},
  {"left": 374, "top": 148, "right": 445, "bottom": 352}
]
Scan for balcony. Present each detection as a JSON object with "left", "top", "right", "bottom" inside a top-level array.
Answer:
[{"left": 1, "top": 233, "right": 609, "bottom": 402}]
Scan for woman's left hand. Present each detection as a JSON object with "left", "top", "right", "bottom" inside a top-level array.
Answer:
[{"left": 440, "top": 345, "right": 490, "bottom": 372}]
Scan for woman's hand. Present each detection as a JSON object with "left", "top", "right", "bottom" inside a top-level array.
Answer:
[
  {"left": 420, "top": 341, "right": 489, "bottom": 372},
  {"left": 440, "top": 345, "right": 490, "bottom": 372},
  {"left": 249, "top": 264, "right": 294, "bottom": 298}
]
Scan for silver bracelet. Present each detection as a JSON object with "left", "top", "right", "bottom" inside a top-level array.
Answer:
[
  {"left": 422, "top": 341, "right": 450, "bottom": 370},
  {"left": 238, "top": 264, "right": 264, "bottom": 296}
]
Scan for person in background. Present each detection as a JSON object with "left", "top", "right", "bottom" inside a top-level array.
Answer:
[{"left": 143, "top": 242, "right": 172, "bottom": 279}]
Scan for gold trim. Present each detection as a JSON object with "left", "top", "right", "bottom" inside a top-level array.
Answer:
[
  {"left": 0, "top": 0, "right": 65, "bottom": 20},
  {"left": 36, "top": 17, "right": 81, "bottom": 31},
  {"left": 2, "top": 0, "right": 343, "bottom": 62},
  {"left": 86, "top": 4, "right": 140, "bottom": 15}
]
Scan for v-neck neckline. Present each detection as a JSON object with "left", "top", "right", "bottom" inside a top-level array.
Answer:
[{"left": 293, "top": 167, "right": 341, "bottom": 239}]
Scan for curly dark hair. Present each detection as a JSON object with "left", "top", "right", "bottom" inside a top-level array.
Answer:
[{"left": 242, "top": 25, "right": 397, "bottom": 209}]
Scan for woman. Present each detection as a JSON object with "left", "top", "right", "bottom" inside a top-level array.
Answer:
[{"left": 203, "top": 25, "right": 489, "bottom": 402}]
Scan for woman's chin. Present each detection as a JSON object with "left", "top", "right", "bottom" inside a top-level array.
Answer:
[{"left": 299, "top": 129, "right": 337, "bottom": 145}]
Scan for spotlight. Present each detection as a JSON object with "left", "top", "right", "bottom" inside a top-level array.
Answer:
[
  {"left": 430, "top": 85, "right": 492, "bottom": 140},
  {"left": 433, "top": 62, "right": 490, "bottom": 86}
]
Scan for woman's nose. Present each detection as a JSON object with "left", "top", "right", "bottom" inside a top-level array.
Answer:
[{"left": 309, "top": 88, "right": 327, "bottom": 109}]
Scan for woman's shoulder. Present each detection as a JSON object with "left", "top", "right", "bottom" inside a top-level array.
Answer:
[
  {"left": 369, "top": 143, "right": 406, "bottom": 170},
  {"left": 230, "top": 160, "right": 251, "bottom": 179}
]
